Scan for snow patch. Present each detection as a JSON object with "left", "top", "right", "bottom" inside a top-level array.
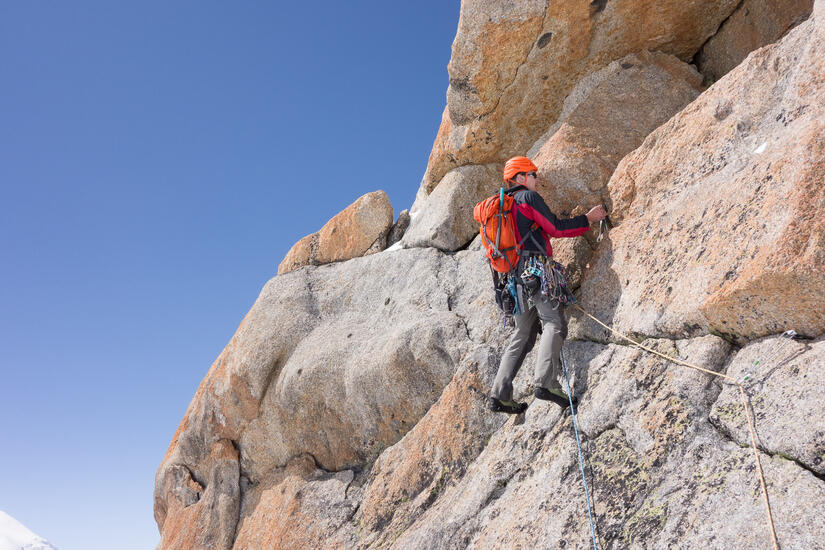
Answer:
[
  {"left": 0, "top": 511, "right": 57, "bottom": 550},
  {"left": 385, "top": 241, "right": 404, "bottom": 252},
  {"left": 753, "top": 142, "right": 768, "bottom": 154}
]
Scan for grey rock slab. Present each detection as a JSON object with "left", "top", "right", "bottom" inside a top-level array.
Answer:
[
  {"left": 386, "top": 335, "right": 737, "bottom": 549},
  {"left": 355, "top": 351, "right": 509, "bottom": 548},
  {"left": 402, "top": 164, "right": 501, "bottom": 252},
  {"left": 568, "top": 336, "right": 732, "bottom": 448},
  {"left": 156, "top": 245, "right": 509, "bottom": 546},
  {"left": 232, "top": 455, "right": 360, "bottom": 549},
  {"left": 649, "top": 431, "right": 825, "bottom": 550},
  {"left": 710, "top": 334, "right": 825, "bottom": 475}
]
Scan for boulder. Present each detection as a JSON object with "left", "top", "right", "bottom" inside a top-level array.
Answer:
[
  {"left": 315, "top": 190, "right": 394, "bottom": 263},
  {"left": 423, "top": 0, "right": 740, "bottom": 193},
  {"left": 277, "top": 190, "right": 393, "bottom": 274},
  {"left": 574, "top": 11, "right": 825, "bottom": 342},
  {"left": 696, "top": 0, "right": 814, "bottom": 83},
  {"left": 401, "top": 164, "right": 500, "bottom": 251},
  {"left": 528, "top": 50, "right": 703, "bottom": 218},
  {"left": 277, "top": 232, "right": 317, "bottom": 275}
]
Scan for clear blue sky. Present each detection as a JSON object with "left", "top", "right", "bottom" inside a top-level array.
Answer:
[{"left": 0, "top": 2, "right": 458, "bottom": 548}]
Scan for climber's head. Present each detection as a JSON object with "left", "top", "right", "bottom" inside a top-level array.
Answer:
[{"left": 503, "top": 156, "right": 539, "bottom": 190}]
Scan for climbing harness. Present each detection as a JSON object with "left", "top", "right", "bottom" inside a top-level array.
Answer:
[
  {"left": 520, "top": 256, "right": 576, "bottom": 309},
  {"left": 561, "top": 349, "right": 599, "bottom": 550},
  {"left": 570, "top": 302, "right": 781, "bottom": 550}
]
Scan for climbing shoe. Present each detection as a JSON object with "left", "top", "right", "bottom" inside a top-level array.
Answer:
[
  {"left": 534, "top": 386, "right": 578, "bottom": 409},
  {"left": 488, "top": 396, "right": 528, "bottom": 415}
]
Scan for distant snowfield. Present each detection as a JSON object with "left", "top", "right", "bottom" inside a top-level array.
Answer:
[{"left": 0, "top": 512, "right": 57, "bottom": 550}]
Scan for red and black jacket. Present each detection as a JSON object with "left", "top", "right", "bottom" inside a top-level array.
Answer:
[{"left": 505, "top": 185, "right": 590, "bottom": 257}]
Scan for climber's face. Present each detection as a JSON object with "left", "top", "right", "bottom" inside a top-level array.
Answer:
[{"left": 523, "top": 170, "right": 539, "bottom": 192}]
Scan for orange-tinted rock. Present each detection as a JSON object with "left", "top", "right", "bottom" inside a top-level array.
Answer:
[
  {"left": 276, "top": 232, "right": 317, "bottom": 275},
  {"left": 231, "top": 455, "right": 358, "bottom": 550},
  {"left": 357, "top": 364, "right": 504, "bottom": 546},
  {"left": 277, "top": 190, "right": 393, "bottom": 274},
  {"left": 423, "top": 0, "right": 740, "bottom": 192},
  {"left": 575, "top": 11, "right": 825, "bottom": 341},
  {"left": 530, "top": 50, "right": 702, "bottom": 217},
  {"left": 154, "top": 439, "right": 239, "bottom": 550},
  {"left": 316, "top": 190, "right": 393, "bottom": 263}
]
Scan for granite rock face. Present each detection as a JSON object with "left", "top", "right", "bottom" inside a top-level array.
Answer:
[
  {"left": 154, "top": 439, "right": 239, "bottom": 550},
  {"left": 278, "top": 190, "right": 393, "bottom": 274},
  {"left": 696, "top": 0, "right": 814, "bottom": 82},
  {"left": 155, "top": 246, "right": 505, "bottom": 549},
  {"left": 408, "top": 50, "right": 703, "bottom": 261},
  {"left": 711, "top": 334, "right": 825, "bottom": 475},
  {"left": 231, "top": 454, "right": 360, "bottom": 550},
  {"left": 356, "top": 355, "right": 506, "bottom": 548},
  {"left": 528, "top": 50, "right": 702, "bottom": 218},
  {"left": 423, "top": 0, "right": 740, "bottom": 193},
  {"left": 382, "top": 337, "right": 825, "bottom": 550},
  {"left": 156, "top": 2, "right": 825, "bottom": 549},
  {"left": 574, "top": 9, "right": 825, "bottom": 343}
]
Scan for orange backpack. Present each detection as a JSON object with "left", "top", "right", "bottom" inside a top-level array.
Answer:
[{"left": 473, "top": 188, "right": 528, "bottom": 273}]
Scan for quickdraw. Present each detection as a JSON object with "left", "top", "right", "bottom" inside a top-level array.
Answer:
[
  {"left": 506, "top": 274, "right": 522, "bottom": 317},
  {"left": 596, "top": 216, "right": 610, "bottom": 243},
  {"left": 521, "top": 256, "right": 576, "bottom": 309}
]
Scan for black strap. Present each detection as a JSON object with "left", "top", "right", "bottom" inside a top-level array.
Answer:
[{"left": 528, "top": 232, "right": 550, "bottom": 257}]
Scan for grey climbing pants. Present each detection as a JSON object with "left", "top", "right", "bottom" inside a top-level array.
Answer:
[{"left": 490, "top": 289, "right": 568, "bottom": 403}]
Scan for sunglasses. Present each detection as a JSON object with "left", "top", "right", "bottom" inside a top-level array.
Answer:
[{"left": 528, "top": 171, "right": 538, "bottom": 178}]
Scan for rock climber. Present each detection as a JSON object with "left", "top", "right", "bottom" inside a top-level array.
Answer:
[{"left": 489, "top": 156, "right": 607, "bottom": 414}]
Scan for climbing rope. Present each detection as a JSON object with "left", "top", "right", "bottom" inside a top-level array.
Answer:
[
  {"left": 570, "top": 302, "right": 780, "bottom": 550},
  {"left": 561, "top": 348, "right": 599, "bottom": 550}
]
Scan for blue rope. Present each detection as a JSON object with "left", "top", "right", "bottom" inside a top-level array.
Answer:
[{"left": 561, "top": 348, "right": 599, "bottom": 550}]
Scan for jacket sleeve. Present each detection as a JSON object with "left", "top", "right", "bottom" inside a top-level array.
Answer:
[{"left": 519, "top": 191, "right": 590, "bottom": 238}]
